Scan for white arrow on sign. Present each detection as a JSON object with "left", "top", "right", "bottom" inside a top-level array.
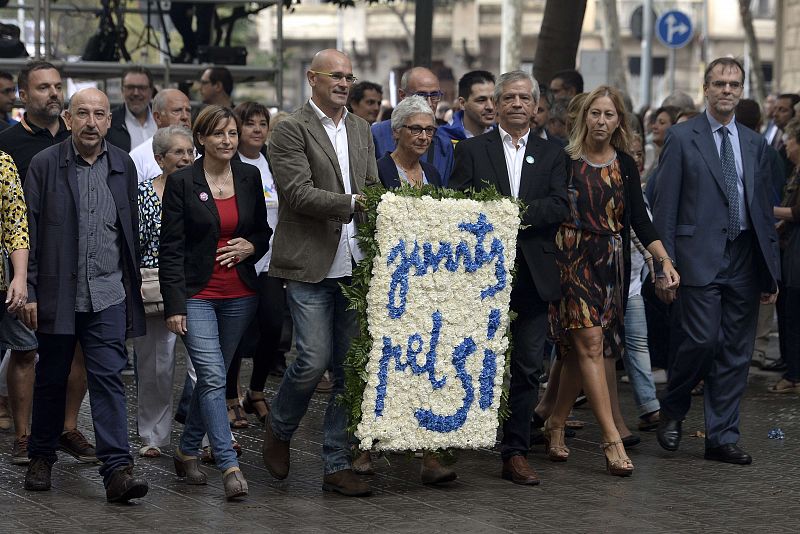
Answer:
[{"left": 665, "top": 14, "right": 689, "bottom": 43}]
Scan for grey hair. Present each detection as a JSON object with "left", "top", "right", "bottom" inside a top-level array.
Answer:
[
  {"left": 390, "top": 95, "right": 435, "bottom": 132},
  {"left": 493, "top": 70, "right": 540, "bottom": 104},
  {"left": 151, "top": 89, "right": 172, "bottom": 113},
  {"left": 152, "top": 125, "right": 193, "bottom": 156}
]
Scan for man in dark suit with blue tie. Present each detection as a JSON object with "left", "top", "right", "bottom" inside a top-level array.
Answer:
[
  {"left": 653, "top": 57, "right": 780, "bottom": 464},
  {"left": 450, "top": 71, "right": 569, "bottom": 484}
]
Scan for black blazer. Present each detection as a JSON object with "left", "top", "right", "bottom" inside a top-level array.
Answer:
[
  {"left": 105, "top": 104, "right": 131, "bottom": 152},
  {"left": 377, "top": 152, "right": 443, "bottom": 188},
  {"left": 23, "top": 139, "right": 145, "bottom": 336},
  {"left": 159, "top": 158, "right": 272, "bottom": 317},
  {"left": 450, "top": 129, "right": 570, "bottom": 303}
]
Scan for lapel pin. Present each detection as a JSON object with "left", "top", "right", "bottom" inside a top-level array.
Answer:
[
  {"left": 525, "top": 155, "right": 535, "bottom": 164},
  {"left": 199, "top": 192, "right": 209, "bottom": 202}
]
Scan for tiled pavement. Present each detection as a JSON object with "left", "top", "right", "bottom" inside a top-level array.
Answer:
[{"left": 1, "top": 349, "right": 798, "bottom": 533}]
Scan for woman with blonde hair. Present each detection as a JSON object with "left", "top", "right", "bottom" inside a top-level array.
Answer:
[{"left": 546, "top": 86, "right": 679, "bottom": 476}]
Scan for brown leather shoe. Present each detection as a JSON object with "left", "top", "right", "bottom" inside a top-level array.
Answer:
[
  {"left": 262, "top": 418, "right": 290, "bottom": 480},
  {"left": 420, "top": 451, "right": 457, "bottom": 485},
  {"left": 322, "top": 469, "right": 372, "bottom": 496},
  {"left": 501, "top": 455, "right": 541, "bottom": 485}
]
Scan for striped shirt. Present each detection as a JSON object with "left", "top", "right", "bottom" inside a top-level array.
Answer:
[{"left": 72, "top": 142, "right": 125, "bottom": 312}]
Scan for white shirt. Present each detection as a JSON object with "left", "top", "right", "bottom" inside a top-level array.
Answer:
[
  {"left": 239, "top": 151, "right": 278, "bottom": 273},
  {"left": 308, "top": 98, "right": 361, "bottom": 278},
  {"left": 130, "top": 136, "right": 161, "bottom": 184},
  {"left": 498, "top": 125, "right": 530, "bottom": 199},
  {"left": 124, "top": 105, "right": 157, "bottom": 150}
]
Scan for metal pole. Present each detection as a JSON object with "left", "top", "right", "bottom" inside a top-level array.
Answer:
[
  {"left": 668, "top": 48, "right": 675, "bottom": 94},
  {"left": 43, "top": 0, "right": 51, "bottom": 59},
  {"left": 413, "top": 0, "right": 433, "bottom": 68},
  {"left": 500, "top": 0, "right": 522, "bottom": 73},
  {"left": 640, "top": 0, "right": 653, "bottom": 109},
  {"left": 276, "top": 1, "right": 284, "bottom": 109},
  {"left": 34, "top": 0, "right": 41, "bottom": 58}
]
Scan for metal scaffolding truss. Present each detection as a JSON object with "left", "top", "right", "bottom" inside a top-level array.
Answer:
[{"left": 0, "top": 0, "right": 284, "bottom": 104}]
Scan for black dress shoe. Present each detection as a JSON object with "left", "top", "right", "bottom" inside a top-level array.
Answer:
[
  {"left": 106, "top": 465, "right": 149, "bottom": 503},
  {"left": 24, "top": 457, "right": 52, "bottom": 491},
  {"left": 656, "top": 416, "right": 682, "bottom": 451},
  {"left": 704, "top": 443, "right": 752, "bottom": 465}
]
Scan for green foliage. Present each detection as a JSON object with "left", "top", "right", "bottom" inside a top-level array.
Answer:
[{"left": 340, "top": 183, "right": 522, "bottom": 440}]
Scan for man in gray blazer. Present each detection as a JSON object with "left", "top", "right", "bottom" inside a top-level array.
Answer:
[
  {"left": 262, "top": 49, "right": 377, "bottom": 496},
  {"left": 653, "top": 57, "right": 780, "bottom": 464}
]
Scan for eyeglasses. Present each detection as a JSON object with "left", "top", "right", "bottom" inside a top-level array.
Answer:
[
  {"left": 122, "top": 84, "right": 151, "bottom": 92},
  {"left": 411, "top": 91, "right": 445, "bottom": 103},
  {"left": 709, "top": 80, "right": 743, "bottom": 90},
  {"left": 165, "top": 148, "right": 193, "bottom": 157},
  {"left": 199, "top": 79, "right": 212, "bottom": 85},
  {"left": 309, "top": 70, "right": 358, "bottom": 84},
  {"left": 401, "top": 125, "right": 437, "bottom": 137}
]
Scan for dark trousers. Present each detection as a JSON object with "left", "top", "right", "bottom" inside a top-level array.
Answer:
[
  {"left": 28, "top": 302, "right": 132, "bottom": 486},
  {"left": 500, "top": 299, "right": 548, "bottom": 460},
  {"left": 169, "top": 2, "right": 214, "bottom": 55},
  {"left": 226, "top": 274, "right": 289, "bottom": 398},
  {"left": 780, "top": 285, "right": 800, "bottom": 382},
  {"left": 660, "top": 232, "right": 760, "bottom": 448}
]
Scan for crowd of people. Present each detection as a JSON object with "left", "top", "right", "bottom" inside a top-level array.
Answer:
[{"left": 0, "top": 49, "right": 795, "bottom": 502}]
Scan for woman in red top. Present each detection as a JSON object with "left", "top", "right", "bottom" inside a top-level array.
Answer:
[{"left": 159, "top": 106, "right": 271, "bottom": 500}]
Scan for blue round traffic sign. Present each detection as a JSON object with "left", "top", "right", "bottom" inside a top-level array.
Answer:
[{"left": 656, "top": 10, "right": 693, "bottom": 49}]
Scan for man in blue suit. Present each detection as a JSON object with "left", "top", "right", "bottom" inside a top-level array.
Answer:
[
  {"left": 652, "top": 57, "right": 780, "bottom": 464},
  {"left": 371, "top": 67, "right": 454, "bottom": 184}
]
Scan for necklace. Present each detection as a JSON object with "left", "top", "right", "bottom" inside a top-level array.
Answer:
[
  {"left": 204, "top": 166, "right": 232, "bottom": 196},
  {"left": 391, "top": 153, "right": 422, "bottom": 187}
]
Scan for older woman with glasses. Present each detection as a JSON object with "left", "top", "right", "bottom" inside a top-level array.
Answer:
[
  {"left": 371, "top": 95, "right": 454, "bottom": 485},
  {"left": 160, "top": 105, "right": 271, "bottom": 500},
  {"left": 133, "top": 126, "right": 193, "bottom": 459},
  {"left": 377, "top": 95, "right": 443, "bottom": 189}
]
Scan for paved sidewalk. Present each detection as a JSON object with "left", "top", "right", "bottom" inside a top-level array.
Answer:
[{"left": 1, "top": 353, "right": 798, "bottom": 533}]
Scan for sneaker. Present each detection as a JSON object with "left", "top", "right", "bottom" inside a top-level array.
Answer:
[
  {"left": 58, "top": 430, "right": 97, "bottom": 463},
  {"left": 11, "top": 435, "right": 30, "bottom": 465}
]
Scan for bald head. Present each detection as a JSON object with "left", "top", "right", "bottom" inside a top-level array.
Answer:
[
  {"left": 69, "top": 87, "right": 109, "bottom": 114},
  {"left": 307, "top": 49, "right": 354, "bottom": 119},
  {"left": 67, "top": 87, "right": 112, "bottom": 160},
  {"left": 152, "top": 88, "right": 192, "bottom": 128},
  {"left": 310, "top": 49, "right": 351, "bottom": 72},
  {"left": 399, "top": 67, "right": 441, "bottom": 112}
]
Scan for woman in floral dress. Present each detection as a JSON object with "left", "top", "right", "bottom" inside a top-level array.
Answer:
[{"left": 546, "top": 86, "right": 680, "bottom": 476}]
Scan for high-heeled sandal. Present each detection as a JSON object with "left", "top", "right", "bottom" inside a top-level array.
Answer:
[
  {"left": 543, "top": 418, "right": 570, "bottom": 462},
  {"left": 174, "top": 448, "right": 208, "bottom": 485},
  {"left": 602, "top": 440, "right": 634, "bottom": 477},
  {"left": 241, "top": 391, "right": 270, "bottom": 424},
  {"left": 227, "top": 401, "right": 249, "bottom": 429}
]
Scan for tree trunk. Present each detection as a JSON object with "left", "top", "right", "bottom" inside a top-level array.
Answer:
[
  {"left": 739, "top": 0, "right": 766, "bottom": 102},
  {"left": 533, "top": 0, "right": 588, "bottom": 85},
  {"left": 600, "top": 0, "right": 627, "bottom": 90}
]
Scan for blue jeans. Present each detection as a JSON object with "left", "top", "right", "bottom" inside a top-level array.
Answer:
[
  {"left": 623, "top": 294, "right": 660, "bottom": 417},
  {"left": 179, "top": 296, "right": 256, "bottom": 471},
  {"left": 270, "top": 278, "right": 357, "bottom": 475}
]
